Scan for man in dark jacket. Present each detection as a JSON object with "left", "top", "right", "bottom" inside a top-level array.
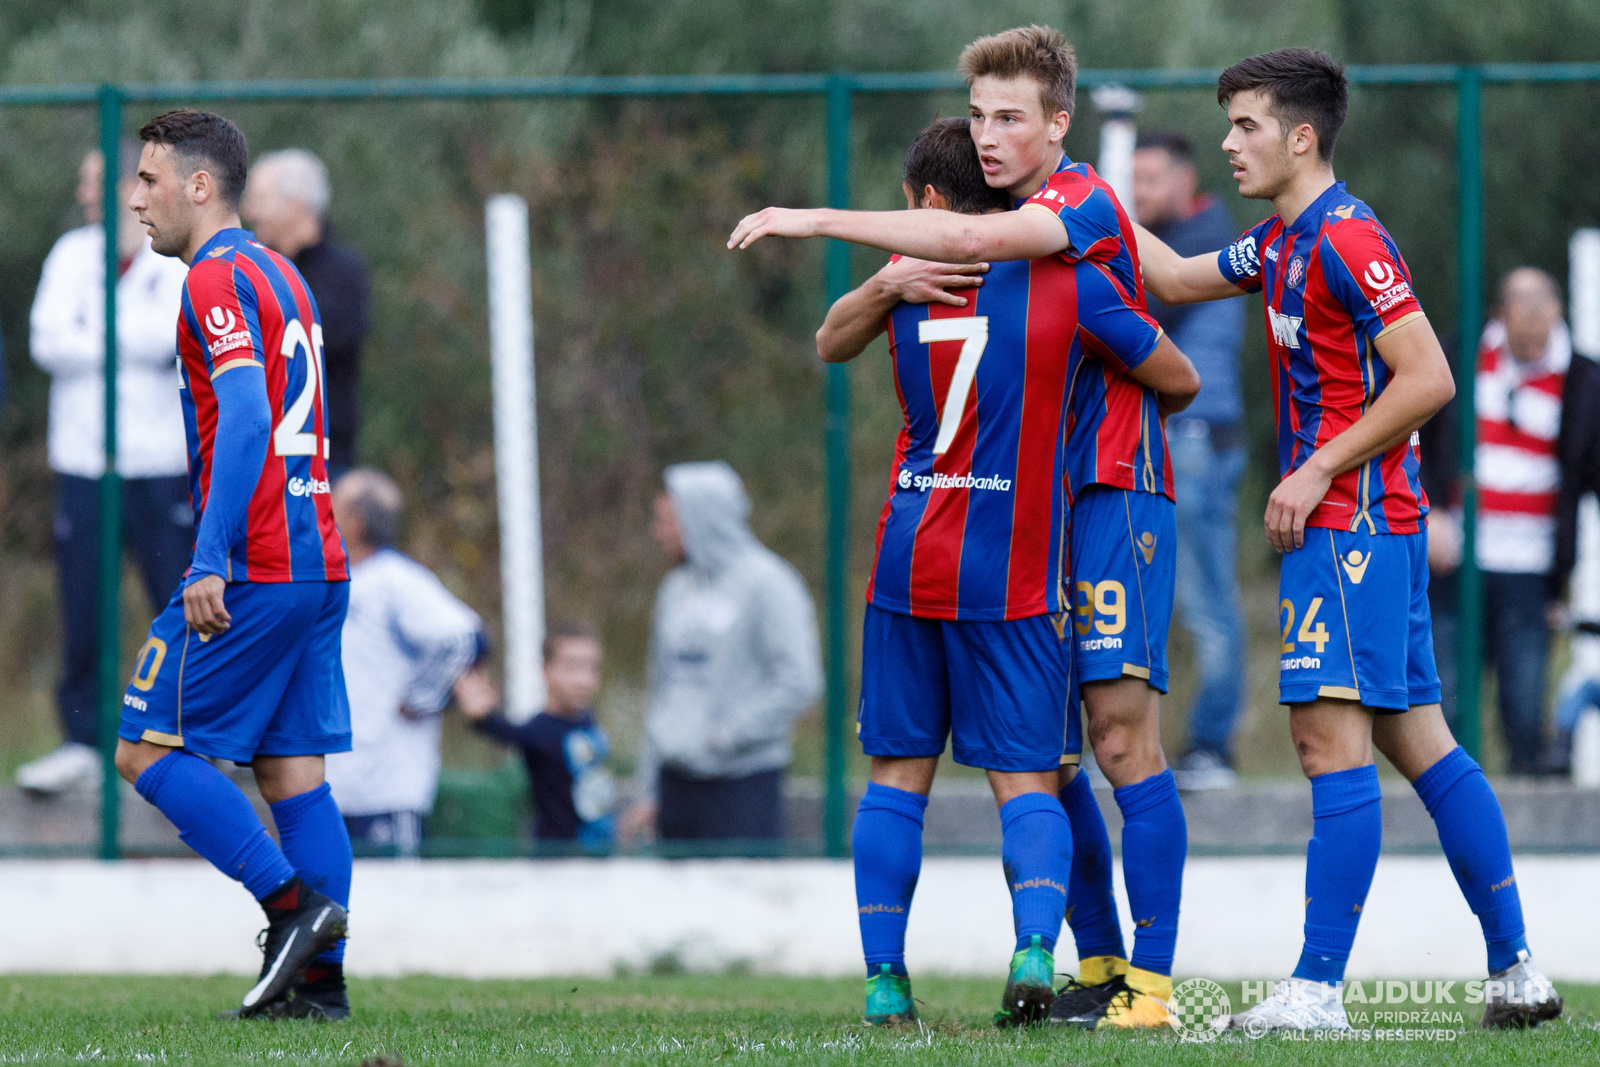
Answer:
[
  {"left": 1540, "top": 343, "right": 1600, "bottom": 771},
  {"left": 241, "top": 148, "right": 370, "bottom": 476},
  {"left": 1131, "top": 130, "right": 1249, "bottom": 789}
]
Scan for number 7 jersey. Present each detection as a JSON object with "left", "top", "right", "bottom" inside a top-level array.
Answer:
[
  {"left": 867, "top": 251, "right": 1162, "bottom": 622},
  {"left": 176, "top": 227, "right": 348, "bottom": 582}
]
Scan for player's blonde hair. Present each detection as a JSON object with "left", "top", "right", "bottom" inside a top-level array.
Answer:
[{"left": 957, "top": 25, "right": 1077, "bottom": 120}]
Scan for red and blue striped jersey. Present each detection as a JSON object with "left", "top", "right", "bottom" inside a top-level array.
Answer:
[
  {"left": 866, "top": 248, "right": 1161, "bottom": 622},
  {"left": 176, "top": 228, "right": 348, "bottom": 582},
  {"left": 1217, "top": 181, "right": 1429, "bottom": 534},
  {"left": 1022, "top": 158, "right": 1172, "bottom": 503}
]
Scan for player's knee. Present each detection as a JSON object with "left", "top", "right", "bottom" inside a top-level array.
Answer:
[{"left": 113, "top": 740, "right": 156, "bottom": 785}]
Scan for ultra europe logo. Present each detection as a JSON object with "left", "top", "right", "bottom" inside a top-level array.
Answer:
[{"left": 897, "top": 468, "right": 1012, "bottom": 493}]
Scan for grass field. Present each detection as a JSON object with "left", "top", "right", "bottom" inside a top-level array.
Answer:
[{"left": 1, "top": 974, "right": 1596, "bottom": 1066}]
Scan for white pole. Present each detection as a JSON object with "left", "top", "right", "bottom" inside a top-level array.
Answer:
[
  {"left": 486, "top": 194, "right": 546, "bottom": 721},
  {"left": 1092, "top": 85, "right": 1142, "bottom": 221},
  {"left": 1566, "top": 231, "right": 1600, "bottom": 699}
]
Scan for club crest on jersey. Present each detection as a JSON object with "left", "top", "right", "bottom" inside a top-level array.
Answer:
[
  {"left": 204, "top": 307, "right": 236, "bottom": 336},
  {"left": 1286, "top": 256, "right": 1306, "bottom": 288},
  {"left": 1268, "top": 306, "right": 1303, "bottom": 349},
  {"left": 1138, "top": 531, "right": 1157, "bottom": 564},
  {"left": 1341, "top": 549, "right": 1371, "bottom": 584}
]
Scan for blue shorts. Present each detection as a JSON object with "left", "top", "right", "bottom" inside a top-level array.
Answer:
[
  {"left": 1070, "top": 486, "right": 1175, "bottom": 693},
  {"left": 1278, "top": 527, "right": 1441, "bottom": 712},
  {"left": 118, "top": 580, "right": 353, "bottom": 763},
  {"left": 857, "top": 604, "right": 1079, "bottom": 772}
]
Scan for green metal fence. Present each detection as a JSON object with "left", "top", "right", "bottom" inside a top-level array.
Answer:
[{"left": 4, "top": 61, "right": 1596, "bottom": 860}]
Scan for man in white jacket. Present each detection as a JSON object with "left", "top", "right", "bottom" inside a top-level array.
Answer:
[
  {"left": 324, "top": 469, "right": 486, "bottom": 856},
  {"left": 18, "top": 145, "right": 192, "bottom": 795}
]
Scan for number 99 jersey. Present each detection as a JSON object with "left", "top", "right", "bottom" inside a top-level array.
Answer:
[{"left": 177, "top": 228, "right": 348, "bottom": 583}]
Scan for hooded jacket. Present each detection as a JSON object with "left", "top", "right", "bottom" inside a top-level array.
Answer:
[{"left": 639, "top": 462, "right": 822, "bottom": 794}]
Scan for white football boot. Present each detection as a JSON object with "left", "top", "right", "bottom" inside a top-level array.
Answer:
[
  {"left": 1480, "top": 951, "right": 1563, "bottom": 1029},
  {"left": 1213, "top": 977, "right": 1350, "bottom": 1033},
  {"left": 15, "top": 742, "right": 102, "bottom": 795}
]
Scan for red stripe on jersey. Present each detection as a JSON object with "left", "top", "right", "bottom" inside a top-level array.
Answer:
[
  {"left": 1476, "top": 417, "right": 1559, "bottom": 455},
  {"left": 866, "top": 314, "right": 912, "bottom": 607},
  {"left": 1007, "top": 258, "right": 1075, "bottom": 612},
  {"left": 908, "top": 301, "right": 980, "bottom": 612},
  {"left": 233, "top": 256, "right": 295, "bottom": 579},
  {"left": 1480, "top": 487, "right": 1559, "bottom": 515}
]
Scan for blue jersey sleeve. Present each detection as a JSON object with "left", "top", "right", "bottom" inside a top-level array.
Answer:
[
  {"left": 187, "top": 363, "right": 270, "bottom": 584},
  {"left": 1217, "top": 219, "right": 1272, "bottom": 293},
  {"left": 1022, "top": 177, "right": 1125, "bottom": 264},
  {"left": 1075, "top": 262, "right": 1163, "bottom": 373}
]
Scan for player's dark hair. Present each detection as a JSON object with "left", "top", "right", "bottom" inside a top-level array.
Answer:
[
  {"left": 903, "top": 118, "right": 1010, "bottom": 214},
  {"left": 137, "top": 108, "right": 249, "bottom": 207},
  {"left": 543, "top": 621, "right": 600, "bottom": 664},
  {"left": 1135, "top": 128, "right": 1194, "bottom": 165},
  {"left": 958, "top": 25, "right": 1077, "bottom": 120},
  {"left": 1216, "top": 48, "right": 1348, "bottom": 163}
]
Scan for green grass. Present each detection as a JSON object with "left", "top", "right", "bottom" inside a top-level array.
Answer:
[{"left": 0, "top": 974, "right": 1597, "bottom": 1065}]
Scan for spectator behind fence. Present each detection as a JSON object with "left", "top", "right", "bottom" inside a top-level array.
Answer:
[
  {"left": 241, "top": 148, "right": 369, "bottom": 477},
  {"left": 1475, "top": 268, "right": 1570, "bottom": 774},
  {"left": 619, "top": 462, "right": 822, "bottom": 845},
  {"left": 16, "top": 145, "right": 192, "bottom": 795},
  {"left": 324, "top": 469, "right": 485, "bottom": 856},
  {"left": 1131, "top": 129, "right": 1249, "bottom": 790},
  {"left": 456, "top": 623, "right": 617, "bottom": 848},
  {"left": 1540, "top": 288, "right": 1600, "bottom": 773}
]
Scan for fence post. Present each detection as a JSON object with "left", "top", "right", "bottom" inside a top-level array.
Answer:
[
  {"left": 823, "top": 72, "right": 852, "bottom": 858},
  {"left": 1454, "top": 66, "right": 1483, "bottom": 761},
  {"left": 97, "top": 83, "right": 124, "bottom": 860}
]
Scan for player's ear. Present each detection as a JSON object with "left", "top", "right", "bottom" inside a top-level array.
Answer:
[
  {"left": 1048, "top": 109, "right": 1070, "bottom": 146},
  {"left": 920, "top": 185, "right": 950, "bottom": 211},
  {"left": 189, "top": 167, "right": 213, "bottom": 206},
  {"left": 1290, "top": 122, "right": 1317, "bottom": 160}
]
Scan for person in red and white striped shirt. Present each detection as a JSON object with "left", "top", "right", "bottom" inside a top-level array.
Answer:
[{"left": 1475, "top": 267, "right": 1569, "bottom": 773}]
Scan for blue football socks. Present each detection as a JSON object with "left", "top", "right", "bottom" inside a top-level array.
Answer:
[
  {"left": 270, "top": 782, "right": 354, "bottom": 964},
  {"left": 999, "top": 792, "right": 1072, "bottom": 954},
  {"left": 1113, "top": 769, "right": 1186, "bottom": 976},
  {"left": 134, "top": 751, "right": 296, "bottom": 901},
  {"left": 1294, "top": 764, "right": 1383, "bottom": 985},
  {"left": 853, "top": 783, "right": 928, "bottom": 978},
  {"left": 1412, "top": 746, "right": 1528, "bottom": 974},
  {"left": 1059, "top": 769, "right": 1126, "bottom": 961}
]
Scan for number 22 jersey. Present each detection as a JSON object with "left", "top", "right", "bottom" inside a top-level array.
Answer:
[
  {"left": 176, "top": 227, "right": 348, "bottom": 583},
  {"left": 866, "top": 246, "right": 1162, "bottom": 623}
]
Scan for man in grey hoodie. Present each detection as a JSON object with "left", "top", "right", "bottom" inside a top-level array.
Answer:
[{"left": 619, "top": 462, "right": 822, "bottom": 843}]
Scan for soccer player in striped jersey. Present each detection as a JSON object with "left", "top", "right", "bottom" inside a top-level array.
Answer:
[
  {"left": 1133, "top": 48, "right": 1561, "bottom": 1031},
  {"left": 737, "top": 26, "right": 1198, "bottom": 1030},
  {"left": 815, "top": 112, "right": 1198, "bottom": 1028},
  {"left": 115, "top": 110, "right": 354, "bottom": 1020}
]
